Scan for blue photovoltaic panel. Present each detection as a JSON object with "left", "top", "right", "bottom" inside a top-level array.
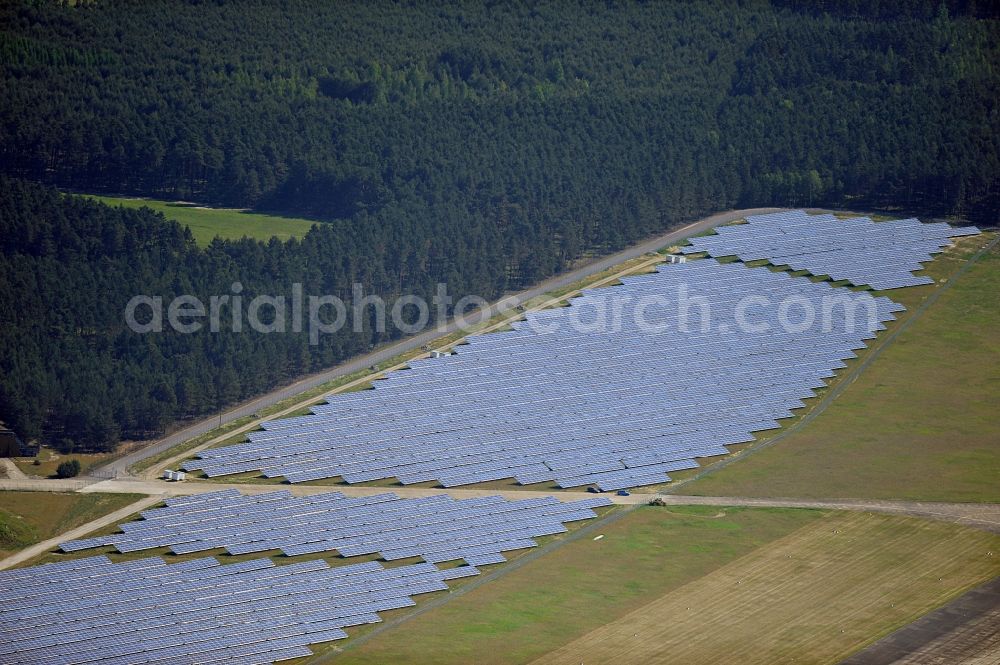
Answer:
[
  {"left": 185, "top": 257, "right": 903, "bottom": 490},
  {"left": 59, "top": 492, "right": 612, "bottom": 565},
  {"left": 682, "top": 210, "right": 980, "bottom": 290},
  {"left": 0, "top": 555, "right": 477, "bottom": 664}
]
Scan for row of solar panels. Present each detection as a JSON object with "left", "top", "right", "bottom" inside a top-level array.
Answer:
[
  {"left": 219, "top": 269, "right": 897, "bottom": 421},
  {"left": 188, "top": 386, "right": 813, "bottom": 482},
  {"left": 707, "top": 211, "right": 972, "bottom": 239},
  {"left": 681, "top": 210, "right": 979, "bottom": 290},
  {"left": 189, "top": 259, "right": 902, "bottom": 491},
  {"left": 249, "top": 391, "right": 816, "bottom": 451},
  {"left": 241, "top": 394, "right": 811, "bottom": 459},
  {"left": 207, "top": 260, "right": 895, "bottom": 426},
  {"left": 682, "top": 214, "right": 972, "bottom": 245},
  {"left": 0, "top": 555, "right": 473, "bottom": 665},
  {"left": 199, "top": 413, "right": 791, "bottom": 488},
  {"left": 242, "top": 363, "right": 854, "bottom": 445},
  {"left": 59, "top": 491, "right": 611, "bottom": 564},
  {"left": 704, "top": 226, "right": 959, "bottom": 255},
  {"left": 189, "top": 338, "right": 892, "bottom": 482},
  {"left": 282, "top": 337, "right": 875, "bottom": 414},
  {"left": 197, "top": 335, "right": 892, "bottom": 422},
  {"left": 236, "top": 354, "right": 857, "bottom": 440}
]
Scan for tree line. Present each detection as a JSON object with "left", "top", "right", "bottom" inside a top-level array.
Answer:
[{"left": 0, "top": 177, "right": 511, "bottom": 451}]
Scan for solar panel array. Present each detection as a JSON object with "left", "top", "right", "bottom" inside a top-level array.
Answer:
[
  {"left": 0, "top": 554, "right": 473, "bottom": 664},
  {"left": 681, "top": 210, "right": 980, "bottom": 290},
  {"left": 186, "top": 259, "right": 903, "bottom": 490},
  {"left": 60, "top": 489, "right": 611, "bottom": 565}
]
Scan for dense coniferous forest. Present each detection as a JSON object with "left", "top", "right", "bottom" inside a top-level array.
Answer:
[
  {"left": 0, "top": 177, "right": 498, "bottom": 450},
  {"left": 0, "top": 0, "right": 997, "bottom": 450}
]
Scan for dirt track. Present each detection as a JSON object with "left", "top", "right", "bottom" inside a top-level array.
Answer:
[{"left": 4, "top": 475, "right": 997, "bottom": 533}]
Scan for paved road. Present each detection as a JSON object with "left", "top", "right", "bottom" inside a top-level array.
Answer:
[{"left": 91, "top": 207, "right": 785, "bottom": 478}]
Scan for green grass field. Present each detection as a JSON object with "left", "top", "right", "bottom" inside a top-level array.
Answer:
[
  {"left": 326, "top": 506, "right": 824, "bottom": 664},
  {"left": 681, "top": 239, "right": 1000, "bottom": 502},
  {"left": 535, "top": 511, "right": 1000, "bottom": 665},
  {"left": 0, "top": 491, "right": 145, "bottom": 559},
  {"left": 329, "top": 507, "right": 1000, "bottom": 665},
  {"left": 85, "top": 195, "right": 318, "bottom": 246}
]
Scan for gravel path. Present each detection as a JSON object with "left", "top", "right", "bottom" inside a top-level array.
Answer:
[{"left": 3, "top": 476, "right": 990, "bottom": 532}]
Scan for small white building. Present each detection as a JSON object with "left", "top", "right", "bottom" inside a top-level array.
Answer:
[{"left": 664, "top": 255, "right": 687, "bottom": 264}]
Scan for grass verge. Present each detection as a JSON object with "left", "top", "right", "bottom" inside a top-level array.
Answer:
[{"left": 0, "top": 491, "right": 145, "bottom": 559}]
